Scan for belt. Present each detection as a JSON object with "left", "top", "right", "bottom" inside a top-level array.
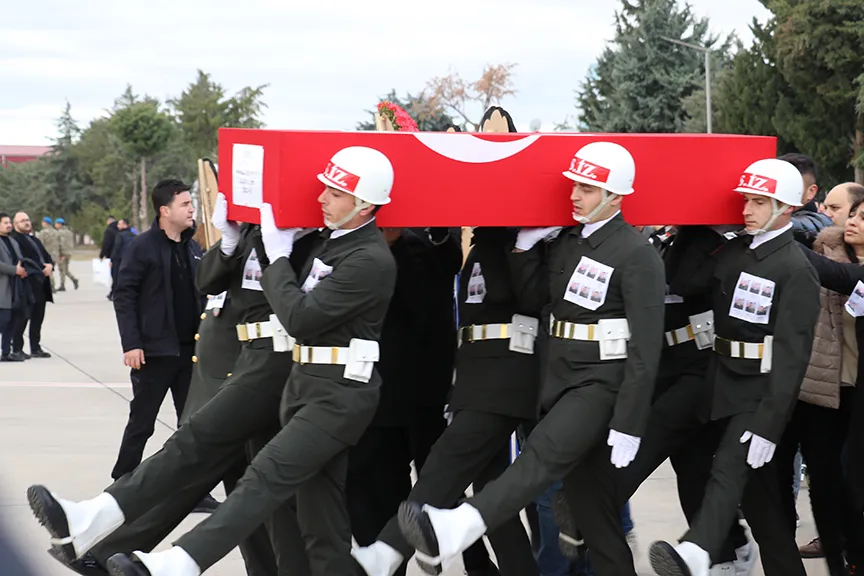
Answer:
[
  {"left": 665, "top": 324, "right": 696, "bottom": 346},
  {"left": 551, "top": 320, "right": 600, "bottom": 341},
  {"left": 292, "top": 345, "right": 349, "bottom": 365},
  {"left": 459, "top": 323, "right": 511, "bottom": 343},
  {"left": 713, "top": 336, "right": 764, "bottom": 360},
  {"left": 236, "top": 321, "right": 275, "bottom": 342}
]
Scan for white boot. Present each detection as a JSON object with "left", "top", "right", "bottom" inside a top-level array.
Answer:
[
  {"left": 420, "top": 503, "right": 486, "bottom": 564},
  {"left": 734, "top": 541, "right": 757, "bottom": 576},
  {"left": 133, "top": 547, "right": 201, "bottom": 576},
  {"left": 709, "top": 562, "right": 734, "bottom": 575},
  {"left": 49, "top": 492, "right": 125, "bottom": 558},
  {"left": 351, "top": 541, "right": 403, "bottom": 576},
  {"left": 674, "top": 541, "right": 710, "bottom": 576}
]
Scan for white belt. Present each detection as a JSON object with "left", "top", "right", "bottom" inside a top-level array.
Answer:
[
  {"left": 236, "top": 321, "right": 275, "bottom": 342},
  {"left": 665, "top": 324, "right": 696, "bottom": 346},
  {"left": 712, "top": 337, "right": 764, "bottom": 360},
  {"left": 292, "top": 345, "right": 349, "bottom": 365},
  {"left": 459, "top": 323, "right": 511, "bottom": 344},
  {"left": 550, "top": 319, "right": 600, "bottom": 341}
]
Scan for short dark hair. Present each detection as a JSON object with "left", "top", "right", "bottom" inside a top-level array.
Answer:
[
  {"left": 779, "top": 153, "right": 819, "bottom": 183},
  {"left": 0, "top": 212, "right": 9, "bottom": 223},
  {"left": 119, "top": 218, "right": 130, "bottom": 226},
  {"left": 108, "top": 215, "right": 116, "bottom": 220},
  {"left": 151, "top": 179, "right": 191, "bottom": 215}
]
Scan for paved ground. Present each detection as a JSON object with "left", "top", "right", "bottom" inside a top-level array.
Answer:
[{"left": 0, "top": 258, "right": 829, "bottom": 575}]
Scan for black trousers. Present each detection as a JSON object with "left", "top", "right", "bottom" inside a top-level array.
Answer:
[
  {"left": 683, "top": 414, "right": 806, "bottom": 576},
  {"left": 105, "top": 345, "right": 361, "bottom": 575},
  {"left": 775, "top": 390, "right": 864, "bottom": 574},
  {"left": 566, "top": 370, "right": 747, "bottom": 575},
  {"left": 378, "top": 410, "right": 539, "bottom": 576},
  {"left": 13, "top": 279, "right": 47, "bottom": 353},
  {"left": 111, "top": 344, "right": 194, "bottom": 480},
  {"left": 2, "top": 306, "right": 29, "bottom": 355}
]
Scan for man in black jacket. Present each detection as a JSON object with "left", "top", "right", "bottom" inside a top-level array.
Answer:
[
  {"left": 110, "top": 219, "right": 135, "bottom": 300},
  {"left": 111, "top": 180, "right": 204, "bottom": 480},
  {"left": 101, "top": 216, "right": 119, "bottom": 299},
  {"left": 10, "top": 211, "right": 53, "bottom": 359}
]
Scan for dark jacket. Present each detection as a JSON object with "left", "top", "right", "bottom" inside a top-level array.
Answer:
[
  {"left": 100, "top": 221, "right": 119, "bottom": 259},
  {"left": 113, "top": 218, "right": 204, "bottom": 356},
  {"left": 791, "top": 201, "right": 833, "bottom": 248},
  {"left": 9, "top": 231, "right": 54, "bottom": 305},
  {"left": 111, "top": 229, "right": 135, "bottom": 266}
]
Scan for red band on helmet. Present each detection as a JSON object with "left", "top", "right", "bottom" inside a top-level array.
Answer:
[
  {"left": 737, "top": 172, "right": 778, "bottom": 195},
  {"left": 567, "top": 156, "right": 611, "bottom": 184},
  {"left": 321, "top": 162, "right": 360, "bottom": 193}
]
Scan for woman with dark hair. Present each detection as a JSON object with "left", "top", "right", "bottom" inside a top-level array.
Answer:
[{"left": 777, "top": 196, "right": 864, "bottom": 575}]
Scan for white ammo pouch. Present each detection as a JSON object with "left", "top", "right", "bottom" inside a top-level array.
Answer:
[
  {"left": 292, "top": 338, "right": 380, "bottom": 384},
  {"left": 712, "top": 334, "right": 773, "bottom": 373},
  {"left": 235, "top": 316, "right": 296, "bottom": 353},
  {"left": 550, "top": 315, "right": 631, "bottom": 361},
  {"left": 509, "top": 314, "right": 539, "bottom": 355},
  {"left": 269, "top": 314, "right": 295, "bottom": 353},
  {"left": 664, "top": 311, "right": 714, "bottom": 350}
]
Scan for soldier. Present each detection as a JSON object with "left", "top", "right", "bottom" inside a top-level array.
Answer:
[
  {"left": 27, "top": 145, "right": 398, "bottom": 576},
  {"left": 557, "top": 225, "right": 756, "bottom": 575},
  {"left": 648, "top": 158, "right": 819, "bottom": 576},
  {"left": 396, "top": 141, "right": 666, "bottom": 575},
  {"left": 53, "top": 218, "right": 79, "bottom": 291},
  {"left": 39, "top": 217, "right": 59, "bottom": 293}
]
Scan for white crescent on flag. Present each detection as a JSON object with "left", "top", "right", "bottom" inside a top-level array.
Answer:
[{"left": 411, "top": 133, "right": 541, "bottom": 164}]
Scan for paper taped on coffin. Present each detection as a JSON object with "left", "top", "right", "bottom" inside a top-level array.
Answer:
[{"left": 218, "top": 129, "right": 777, "bottom": 228}]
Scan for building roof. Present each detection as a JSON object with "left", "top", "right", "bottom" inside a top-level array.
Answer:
[{"left": 0, "top": 145, "right": 52, "bottom": 157}]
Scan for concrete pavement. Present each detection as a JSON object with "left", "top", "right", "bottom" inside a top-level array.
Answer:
[{"left": 0, "top": 258, "right": 828, "bottom": 575}]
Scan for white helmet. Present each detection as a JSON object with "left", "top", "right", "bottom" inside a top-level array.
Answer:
[
  {"left": 562, "top": 141, "right": 636, "bottom": 223},
  {"left": 733, "top": 158, "right": 804, "bottom": 235},
  {"left": 316, "top": 146, "right": 394, "bottom": 230},
  {"left": 562, "top": 141, "right": 636, "bottom": 196},
  {"left": 317, "top": 146, "right": 394, "bottom": 206},
  {"left": 733, "top": 158, "right": 804, "bottom": 207}
]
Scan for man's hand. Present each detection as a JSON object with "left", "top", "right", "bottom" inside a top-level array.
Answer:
[
  {"left": 123, "top": 349, "right": 145, "bottom": 370},
  {"left": 15, "top": 261, "right": 27, "bottom": 278},
  {"left": 739, "top": 431, "right": 776, "bottom": 469},
  {"left": 43, "top": 263, "right": 53, "bottom": 277},
  {"left": 212, "top": 193, "right": 242, "bottom": 256},
  {"left": 514, "top": 227, "right": 563, "bottom": 252},
  {"left": 259, "top": 204, "right": 301, "bottom": 262},
  {"left": 607, "top": 429, "right": 641, "bottom": 468}
]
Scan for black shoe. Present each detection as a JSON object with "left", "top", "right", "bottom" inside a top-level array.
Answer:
[
  {"left": 48, "top": 546, "right": 108, "bottom": 576},
  {"left": 30, "top": 349, "right": 51, "bottom": 358},
  {"left": 397, "top": 501, "right": 443, "bottom": 575},
  {"left": 106, "top": 554, "right": 151, "bottom": 576},
  {"left": 15, "top": 351, "right": 31, "bottom": 360},
  {"left": 552, "top": 489, "right": 583, "bottom": 559},
  {"left": 192, "top": 494, "right": 220, "bottom": 514},
  {"left": 649, "top": 541, "right": 692, "bottom": 576},
  {"left": 57, "top": 286, "right": 66, "bottom": 292},
  {"left": 1, "top": 352, "right": 25, "bottom": 362},
  {"left": 27, "top": 485, "right": 77, "bottom": 564},
  {"left": 73, "top": 278, "right": 79, "bottom": 290}
]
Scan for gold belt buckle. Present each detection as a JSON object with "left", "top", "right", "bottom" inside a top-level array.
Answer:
[
  {"left": 236, "top": 324, "right": 249, "bottom": 342},
  {"left": 461, "top": 326, "right": 474, "bottom": 343},
  {"left": 553, "top": 321, "right": 563, "bottom": 339},
  {"left": 253, "top": 322, "right": 262, "bottom": 339},
  {"left": 292, "top": 345, "right": 302, "bottom": 364}
]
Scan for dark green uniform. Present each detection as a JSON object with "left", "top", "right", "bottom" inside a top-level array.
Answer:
[
  {"left": 99, "top": 222, "right": 395, "bottom": 575},
  {"left": 563, "top": 226, "right": 749, "bottom": 574},
  {"left": 654, "top": 227, "right": 818, "bottom": 576},
  {"left": 372, "top": 227, "right": 541, "bottom": 576},
  {"left": 409, "top": 214, "right": 665, "bottom": 544}
]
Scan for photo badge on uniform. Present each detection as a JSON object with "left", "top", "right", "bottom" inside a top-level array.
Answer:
[
  {"left": 845, "top": 280, "right": 864, "bottom": 317},
  {"left": 564, "top": 256, "right": 613, "bottom": 311},
  {"left": 242, "top": 248, "right": 264, "bottom": 292},
  {"left": 729, "top": 271, "right": 774, "bottom": 325},
  {"left": 466, "top": 262, "right": 487, "bottom": 304},
  {"left": 301, "top": 257, "right": 334, "bottom": 293}
]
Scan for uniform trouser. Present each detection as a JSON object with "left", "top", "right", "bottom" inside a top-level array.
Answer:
[
  {"left": 58, "top": 257, "right": 77, "bottom": 287},
  {"left": 566, "top": 371, "right": 747, "bottom": 575},
  {"left": 682, "top": 414, "right": 806, "bottom": 576},
  {"left": 111, "top": 345, "right": 193, "bottom": 479},
  {"left": 378, "top": 409, "right": 538, "bottom": 576},
  {"left": 775, "top": 391, "right": 864, "bottom": 574},
  {"left": 104, "top": 351, "right": 359, "bottom": 575}
]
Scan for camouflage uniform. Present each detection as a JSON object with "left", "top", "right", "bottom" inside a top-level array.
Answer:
[
  {"left": 55, "top": 225, "right": 78, "bottom": 290},
  {"left": 39, "top": 227, "right": 60, "bottom": 292}
]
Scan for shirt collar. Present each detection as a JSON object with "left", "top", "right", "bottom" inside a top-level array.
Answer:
[
  {"left": 750, "top": 222, "right": 792, "bottom": 249},
  {"left": 330, "top": 216, "right": 376, "bottom": 239},
  {"left": 581, "top": 211, "right": 621, "bottom": 238}
]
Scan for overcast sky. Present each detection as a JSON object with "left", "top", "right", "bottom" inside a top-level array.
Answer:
[{"left": 2, "top": 0, "right": 771, "bottom": 145}]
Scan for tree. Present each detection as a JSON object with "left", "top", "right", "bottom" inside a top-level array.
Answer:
[
  {"left": 420, "top": 64, "right": 518, "bottom": 130},
  {"left": 168, "top": 70, "right": 268, "bottom": 160},
  {"left": 112, "top": 101, "right": 174, "bottom": 227},
  {"left": 356, "top": 90, "right": 456, "bottom": 131},
  {"left": 574, "top": 0, "right": 730, "bottom": 133}
]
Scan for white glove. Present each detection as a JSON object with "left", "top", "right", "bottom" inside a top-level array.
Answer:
[
  {"left": 259, "top": 203, "right": 301, "bottom": 263},
  {"left": 515, "top": 227, "right": 563, "bottom": 251},
  {"left": 608, "top": 429, "right": 641, "bottom": 468},
  {"left": 212, "top": 193, "right": 242, "bottom": 256},
  {"left": 739, "top": 431, "right": 776, "bottom": 469}
]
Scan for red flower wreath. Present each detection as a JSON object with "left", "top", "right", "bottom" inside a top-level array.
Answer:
[{"left": 377, "top": 101, "right": 419, "bottom": 132}]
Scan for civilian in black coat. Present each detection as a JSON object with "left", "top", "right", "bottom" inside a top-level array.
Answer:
[{"left": 10, "top": 212, "right": 53, "bottom": 358}]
